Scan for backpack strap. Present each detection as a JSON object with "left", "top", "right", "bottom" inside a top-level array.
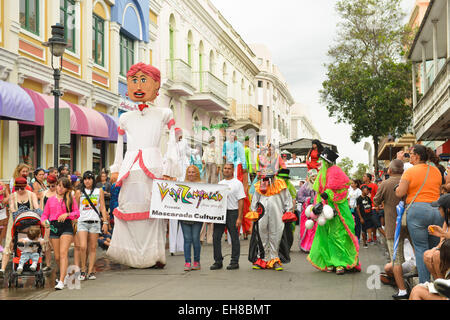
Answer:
[{"left": 27, "top": 190, "right": 34, "bottom": 210}]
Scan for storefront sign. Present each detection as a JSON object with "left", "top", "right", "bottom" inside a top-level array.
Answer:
[
  {"left": 43, "top": 108, "right": 71, "bottom": 144},
  {"left": 118, "top": 97, "right": 138, "bottom": 112},
  {"left": 150, "top": 180, "right": 228, "bottom": 224}
]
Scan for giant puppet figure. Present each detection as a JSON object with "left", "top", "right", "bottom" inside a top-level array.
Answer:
[
  {"left": 107, "top": 63, "right": 180, "bottom": 268},
  {"left": 306, "top": 148, "right": 360, "bottom": 275},
  {"left": 246, "top": 145, "right": 294, "bottom": 271}
]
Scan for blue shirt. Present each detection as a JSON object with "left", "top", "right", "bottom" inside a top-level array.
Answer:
[{"left": 222, "top": 141, "right": 247, "bottom": 170}]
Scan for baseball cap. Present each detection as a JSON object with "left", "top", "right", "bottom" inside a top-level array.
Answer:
[
  {"left": 361, "top": 185, "right": 371, "bottom": 191},
  {"left": 431, "top": 193, "right": 450, "bottom": 210}
]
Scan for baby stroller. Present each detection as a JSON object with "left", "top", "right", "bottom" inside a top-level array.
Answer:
[{"left": 8, "top": 209, "right": 45, "bottom": 288}]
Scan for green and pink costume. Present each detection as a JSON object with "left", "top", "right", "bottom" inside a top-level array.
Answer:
[{"left": 307, "top": 159, "right": 360, "bottom": 271}]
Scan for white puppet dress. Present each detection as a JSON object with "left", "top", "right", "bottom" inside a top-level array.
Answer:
[{"left": 107, "top": 105, "right": 180, "bottom": 268}]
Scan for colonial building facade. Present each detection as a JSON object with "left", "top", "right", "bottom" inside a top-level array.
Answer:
[{"left": 0, "top": 0, "right": 296, "bottom": 181}]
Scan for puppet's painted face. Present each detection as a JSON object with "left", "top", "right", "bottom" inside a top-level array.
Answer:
[{"left": 127, "top": 71, "right": 160, "bottom": 103}]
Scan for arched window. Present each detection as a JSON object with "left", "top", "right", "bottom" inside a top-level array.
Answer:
[
  {"left": 241, "top": 79, "right": 245, "bottom": 104},
  {"left": 273, "top": 111, "right": 276, "bottom": 129},
  {"left": 222, "top": 62, "right": 227, "bottom": 82},
  {"left": 232, "top": 71, "right": 237, "bottom": 99},
  {"left": 209, "top": 50, "right": 215, "bottom": 75},
  {"left": 169, "top": 15, "right": 176, "bottom": 61},
  {"left": 198, "top": 41, "right": 204, "bottom": 90},
  {"left": 93, "top": 0, "right": 110, "bottom": 68},
  {"left": 187, "top": 30, "right": 193, "bottom": 66}
]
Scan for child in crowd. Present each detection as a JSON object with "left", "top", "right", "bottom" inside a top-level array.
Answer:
[
  {"left": 356, "top": 185, "right": 375, "bottom": 248},
  {"left": 17, "top": 226, "right": 44, "bottom": 274},
  {"left": 98, "top": 226, "right": 113, "bottom": 250}
]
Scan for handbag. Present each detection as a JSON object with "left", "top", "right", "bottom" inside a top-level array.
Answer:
[{"left": 402, "top": 165, "right": 430, "bottom": 227}]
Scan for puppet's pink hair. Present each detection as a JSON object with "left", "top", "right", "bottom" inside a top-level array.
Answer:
[{"left": 126, "top": 62, "right": 161, "bottom": 83}]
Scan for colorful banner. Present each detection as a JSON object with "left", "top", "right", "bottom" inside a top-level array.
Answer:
[{"left": 149, "top": 180, "right": 228, "bottom": 224}]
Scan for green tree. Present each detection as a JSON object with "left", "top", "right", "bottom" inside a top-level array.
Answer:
[
  {"left": 353, "top": 163, "right": 370, "bottom": 181},
  {"left": 337, "top": 156, "right": 354, "bottom": 178},
  {"left": 320, "top": 0, "right": 414, "bottom": 178}
]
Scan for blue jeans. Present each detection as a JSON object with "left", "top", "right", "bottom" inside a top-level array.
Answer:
[
  {"left": 180, "top": 221, "right": 202, "bottom": 263},
  {"left": 19, "top": 252, "right": 39, "bottom": 267},
  {"left": 406, "top": 202, "right": 444, "bottom": 283}
]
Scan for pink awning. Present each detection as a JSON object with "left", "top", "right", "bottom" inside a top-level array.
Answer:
[
  {"left": 39, "top": 94, "right": 79, "bottom": 132},
  {"left": 20, "top": 89, "right": 109, "bottom": 138},
  {"left": 67, "top": 102, "right": 108, "bottom": 138},
  {"left": 19, "top": 88, "right": 47, "bottom": 126}
]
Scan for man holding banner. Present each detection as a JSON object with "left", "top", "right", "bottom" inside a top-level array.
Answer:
[{"left": 210, "top": 163, "right": 246, "bottom": 271}]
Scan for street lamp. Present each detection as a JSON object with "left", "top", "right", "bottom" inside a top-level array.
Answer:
[{"left": 42, "top": 24, "right": 67, "bottom": 168}]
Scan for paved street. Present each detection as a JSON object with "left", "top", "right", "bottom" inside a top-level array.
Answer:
[{"left": 1, "top": 227, "right": 396, "bottom": 300}]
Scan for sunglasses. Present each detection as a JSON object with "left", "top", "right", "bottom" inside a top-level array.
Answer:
[
  {"left": 16, "top": 186, "right": 26, "bottom": 190},
  {"left": 48, "top": 184, "right": 56, "bottom": 188}
]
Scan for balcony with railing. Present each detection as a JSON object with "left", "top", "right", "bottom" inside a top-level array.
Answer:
[
  {"left": 413, "top": 58, "right": 450, "bottom": 140},
  {"left": 233, "top": 104, "right": 262, "bottom": 129},
  {"left": 187, "top": 71, "right": 229, "bottom": 111},
  {"left": 226, "top": 98, "right": 237, "bottom": 120},
  {"left": 165, "top": 59, "right": 195, "bottom": 96}
]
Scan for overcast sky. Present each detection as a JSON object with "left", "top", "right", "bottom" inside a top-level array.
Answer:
[{"left": 212, "top": 0, "right": 415, "bottom": 173}]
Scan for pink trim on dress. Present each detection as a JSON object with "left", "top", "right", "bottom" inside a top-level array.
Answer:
[
  {"left": 113, "top": 208, "right": 149, "bottom": 221},
  {"left": 137, "top": 150, "right": 158, "bottom": 180},
  {"left": 115, "top": 150, "right": 160, "bottom": 187},
  {"left": 167, "top": 119, "right": 175, "bottom": 130}
]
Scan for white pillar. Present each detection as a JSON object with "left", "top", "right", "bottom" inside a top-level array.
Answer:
[
  {"left": 421, "top": 41, "right": 428, "bottom": 93},
  {"left": 81, "top": 0, "right": 93, "bottom": 84},
  {"left": 110, "top": 22, "right": 121, "bottom": 94},
  {"left": 432, "top": 20, "right": 438, "bottom": 79},
  {"left": 138, "top": 41, "right": 147, "bottom": 63}
]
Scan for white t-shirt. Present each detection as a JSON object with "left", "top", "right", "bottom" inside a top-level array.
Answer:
[
  {"left": 19, "top": 236, "right": 43, "bottom": 253},
  {"left": 348, "top": 187, "right": 362, "bottom": 209},
  {"left": 79, "top": 188, "right": 101, "bottom": 222},
  {"left": 287, "top": 158, "right": 301, "bottom": 164},
  {"left": 219, "top": 178, "right": 246, "bottom": 210}
]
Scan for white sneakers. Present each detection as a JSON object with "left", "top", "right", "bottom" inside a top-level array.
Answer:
[
  {"left": 17, "top": 266, "right": 23, "bottom": 274},
  {"left": 30, "top": 263, "right": 37, "bottom": 271},
  {"left": 79, "top": 272, "right": 96, "bottom": 280},
  {"left": 78, "top": 272, "right": 86, "bottom": 281},
  {"left": 55, "top": 280, "right": 64, "bottom": 290}
]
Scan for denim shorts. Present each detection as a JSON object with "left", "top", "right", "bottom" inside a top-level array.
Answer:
[
  {"left": 50, "top": 220, "right": 74, "bottom": 239},
  {"left": 77, "top": 220, "right": 101, "bottom": 234}
]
